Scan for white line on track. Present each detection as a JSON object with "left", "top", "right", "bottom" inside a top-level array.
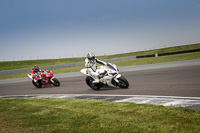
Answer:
[{"left": 1, "top": 94, "right": 200, "bottom": 110}]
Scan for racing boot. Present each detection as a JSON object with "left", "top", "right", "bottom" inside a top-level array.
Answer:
[
  {"left": 92, "top": 74, "right": 100, "bottom": 84},
  {"left": 92, "top": 79, "right": 100, "bottom": 84}
]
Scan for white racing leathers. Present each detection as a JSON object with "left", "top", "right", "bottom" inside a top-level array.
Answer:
[
  {"left": 81, "top": 61, "right": 129, "bottom": 90},
  {"left": 85, "top": 58, "right": 107, "bottom": 83}
]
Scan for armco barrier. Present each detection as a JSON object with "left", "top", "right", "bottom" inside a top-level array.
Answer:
[
  {"left": 158, "top": 48, "right": 200, "bottom": 56},
  {"left": 0, "top": 56, "right": 136, "bottom": 76},
  {"left": 136, "top": 48, "right": 200, "bottom": 59},
  {"left": 136, "top": 54, "right": 155, "bottom": 58}
]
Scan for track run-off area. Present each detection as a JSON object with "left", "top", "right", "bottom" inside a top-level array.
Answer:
[{"left": 0, "top": 59, "right": 200, "bottom": 110}]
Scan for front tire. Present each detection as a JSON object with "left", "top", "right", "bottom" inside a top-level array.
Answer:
[
  {"left": 116, "top": 76, "right": 129, "bottom": 89},
  {"left": 86, "top": 76, "right": 100, "bottom": 90},
  {"left": 50, "top": 78, "right": 60, "bottom": 87}
]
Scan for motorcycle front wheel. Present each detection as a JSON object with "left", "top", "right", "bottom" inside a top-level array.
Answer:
[
  {"left": 32, "top": 80, "right": 42, "bottom": 88},
  {"left": 116, "top": 76, "right": 129, "bottom": 89},
  {"left": 50, "top": 78, "right": 60, "bottom": 87},
  {"left": 86, "top": 76, "right": 100, "bottom": 90}
]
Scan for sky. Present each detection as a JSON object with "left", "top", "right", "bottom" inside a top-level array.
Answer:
[{"left": 0, "top": 0, "right": 200, "bottom": 61}]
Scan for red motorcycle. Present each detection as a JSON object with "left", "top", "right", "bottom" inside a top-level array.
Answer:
[{"left": 28, "top": 70, "right": 60, "bottom": 88}]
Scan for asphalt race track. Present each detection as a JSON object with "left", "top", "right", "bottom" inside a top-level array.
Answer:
[
  {"left": 0, "top": 59, "right": 200, "bottom": 110},
  {"left": 0, "top": 63, "right": 200, "bottom": 97}
]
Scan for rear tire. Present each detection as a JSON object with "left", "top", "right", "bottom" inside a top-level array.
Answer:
[
  {"left": 86, "top": 76, "right": 100, "bottom": 90},
  {"left": 50, "top": 78, "right": 60, "bottom": 87},
  {"left": 32, "top": 80, "right": 42, "bottom": 88},
  {"left": 117, "top": 76, "right": 129, "bottom": 89}
]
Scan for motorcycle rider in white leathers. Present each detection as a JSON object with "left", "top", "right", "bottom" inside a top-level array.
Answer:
[{"left": 85, "top": 52, "right": 107, "bottom": 83}]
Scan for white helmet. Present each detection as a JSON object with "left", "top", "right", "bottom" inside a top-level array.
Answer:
[{"left": 87, "top": 52, "right": 95, "bottom": 60}]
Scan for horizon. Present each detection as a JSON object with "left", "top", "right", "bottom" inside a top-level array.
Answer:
[
  {"left": 0, "top": 42, "right": 199, "bottom": 62},
  {"left": 1, "top": 0, "right": 200, "bottom": 61}
]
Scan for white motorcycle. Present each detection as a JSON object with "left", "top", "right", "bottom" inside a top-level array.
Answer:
[{"left": 80, "top": 63, "right": 129, "bottom": 90}]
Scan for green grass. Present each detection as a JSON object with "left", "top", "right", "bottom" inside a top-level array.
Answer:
[
  {"left": 1, "top": 52, "right": 200, "bottom": 80},
  {"left": 114, "top": 51, "right": 200, "bottom": 67},
  {"left": 1, "top": 43, "right": 200, "bottom": 71},
  {"left": 98, "top": 43, "right": 200, "bottom": 59},
  {"left": 0, "top": 98, "right": 200, "bottom": 132},
  {"left": 0, "top": 66, "right": 85, "bottom": 80},
  {"left": 0, "top": 57, "right": 85, "bottom": 71}
]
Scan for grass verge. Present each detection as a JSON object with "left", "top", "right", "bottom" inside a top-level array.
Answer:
[
  {"left": 0, "top": 52, "right": 200, "bottom": 80},
  {"left": 0, "top": 98, "right": 200, "bottom": 132},
  {"left": 1, "top": 43, "right": 200, "bottom": 71}
]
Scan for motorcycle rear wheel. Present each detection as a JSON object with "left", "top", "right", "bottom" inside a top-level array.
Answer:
[
  {"left": 86, "top": 76, "right": 100, "bottom": 90},
  {"left": 32, "top": 80, "right": 42, "bottom": 88}
]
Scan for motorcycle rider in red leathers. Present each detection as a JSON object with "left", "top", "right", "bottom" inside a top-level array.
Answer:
[
  {"left": 31, "top": 66, "right": 46, "bottom": 82},
  {"left": 85, "top": 52, "right": 108, "bottom": 83}
]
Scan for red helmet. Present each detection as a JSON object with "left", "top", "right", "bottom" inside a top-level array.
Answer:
[{"left": 32, "top": 66, "right": 39, "bottom": 73}]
